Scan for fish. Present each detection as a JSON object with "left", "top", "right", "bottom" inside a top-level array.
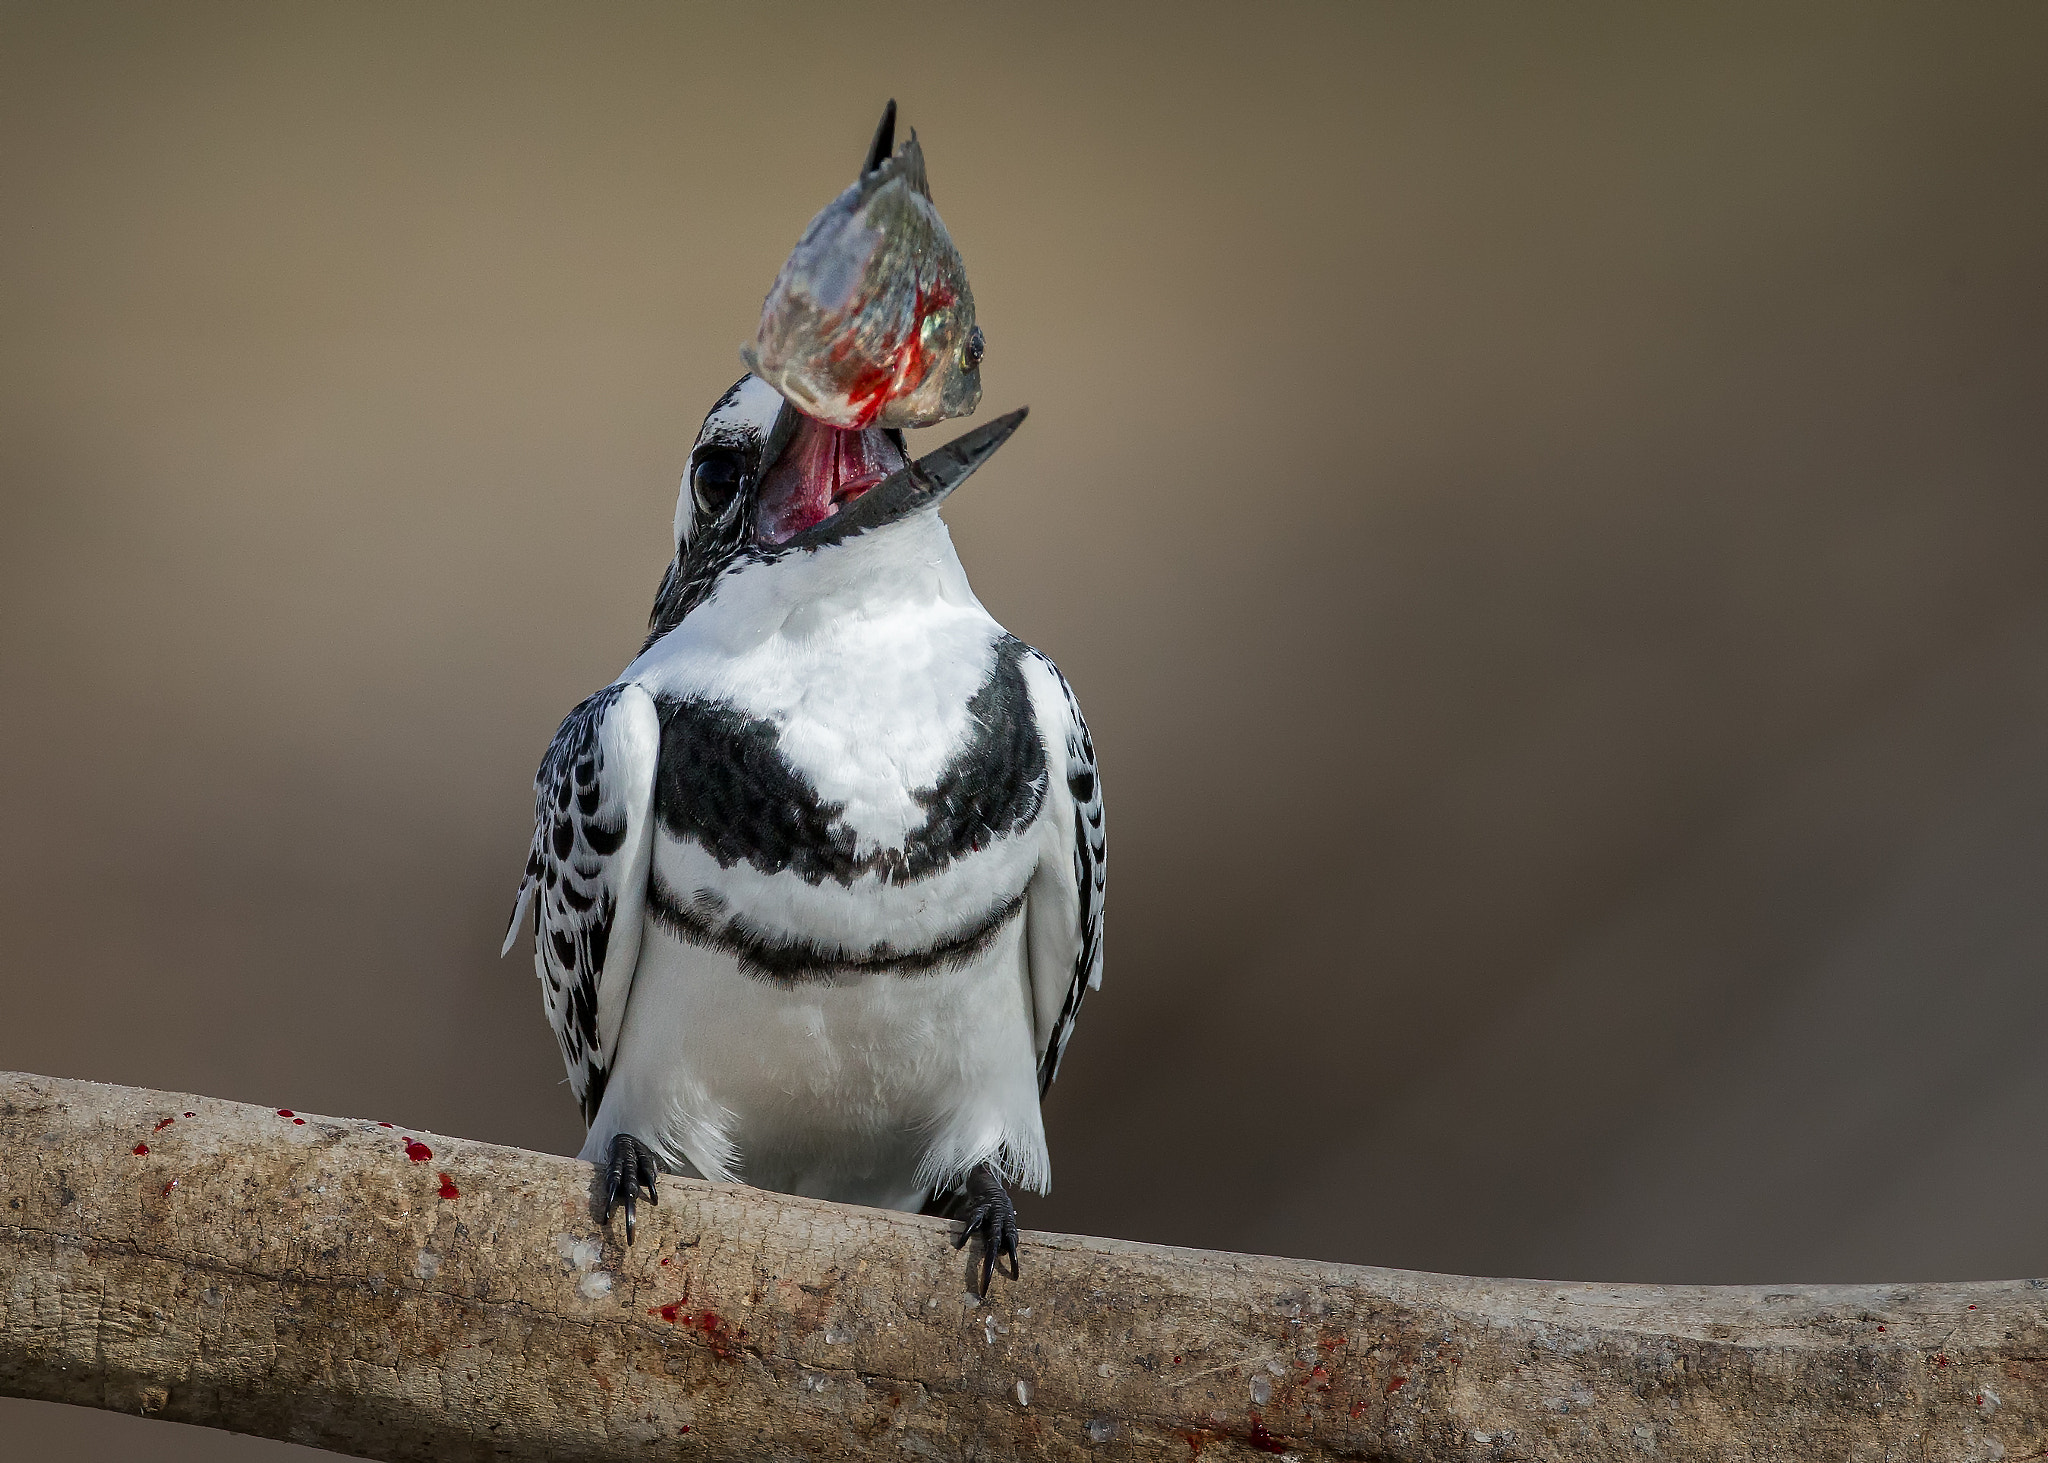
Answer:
[{"left": 741, "top": 101, "right": 984, "bottom": 431}]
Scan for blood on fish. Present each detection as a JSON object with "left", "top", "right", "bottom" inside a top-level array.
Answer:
[
  {"left": 293, "top": 1118, "right": 305, "bottom": 1125},
  {"left": 746, "top": 129, "right": 978, "bottom": 433},
  {"left": 152, "top": 1117, "right": 175, "bottom": 1133},
  {"left": 183, "top": 1112, "right": 195, "bottom": 1118},
  {"left": 132, "top": 1143, "right": 149, "bottom": 1155},
  {"left": 835, "top": 280, "right": 957, "bottom": 426},
  {"left": 405, "top": 1139, "right": 432, "bottom": 1162},
  {"left": 836, "top": 357, "right": 898, "bottom": 431},
  {"left": 276, "top": 1109, "right": 294, "bottom": 1118},
  {"left": 437, "top": 1173, "right": 460, "bottom": 1200},
  {"left": 378, "top": 1121, "right": 394, "bottom": 1128}
]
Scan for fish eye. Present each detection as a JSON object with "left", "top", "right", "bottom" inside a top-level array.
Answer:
[
  {"left": 961, "top": 325, "right": 985, "bottom": 373},
  {"left": 691, "top": 448, "right": 745, "bottom": 517}
]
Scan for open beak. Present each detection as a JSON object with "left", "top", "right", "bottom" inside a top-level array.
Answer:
[
  {"left": 767, "top": 408, "right": 1028, "bottom": 552},
  {"left": 754, "top": 415, "right": 909, "bottom": 544}
]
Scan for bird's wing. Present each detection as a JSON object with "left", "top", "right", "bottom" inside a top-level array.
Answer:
[
  {"left": 1018, "top": 647, "right": 1106, "bottom": 1095},
  {"left": 502, "top": 681, "right": 660, "bottom": 1125}
]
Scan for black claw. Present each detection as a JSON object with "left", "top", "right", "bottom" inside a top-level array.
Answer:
[
  {"left": 602, "top": 1132, "right": 661, "bottom": 1245},
  {"left": 947, "top": 1163, "right": 1021, "bottom": 1297}
]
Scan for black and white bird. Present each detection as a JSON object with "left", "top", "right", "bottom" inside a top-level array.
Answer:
[{"left": 503, "top": 117, "right": 1104, "bottom": 1292}]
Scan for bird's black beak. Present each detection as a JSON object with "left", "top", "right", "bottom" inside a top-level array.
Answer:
[{"left": 778, "top": 409, "right": 1027, "bottom": 552}]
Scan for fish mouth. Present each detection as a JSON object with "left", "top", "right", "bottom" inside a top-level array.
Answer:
[{"left": 754, "top": 411, "right": 909, "bottom": 545}]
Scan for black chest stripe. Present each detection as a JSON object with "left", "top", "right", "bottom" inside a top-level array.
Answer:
[
  {"left": 647, "top": 869, "right": 1027, "bottom": 987},
  {"left": 654, "top": 636, "right": 1047, "bottom": 887}
]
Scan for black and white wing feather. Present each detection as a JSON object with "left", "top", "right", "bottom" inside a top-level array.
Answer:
[
  {"left": 502, "top": 681, "right": 660, "bottom": 1124},
  {"left": 1019, "top": 649, "right": 1106, "bottom": 1095}
]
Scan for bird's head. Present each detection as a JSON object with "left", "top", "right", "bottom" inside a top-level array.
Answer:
[
  {"left": 641, "top": 103, "right": 1022, "bottom": 646},
  {"left": 643, "top": 377, "right": 1023, "bottom": 646}
]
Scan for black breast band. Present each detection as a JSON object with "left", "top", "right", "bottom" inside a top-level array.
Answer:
[{"left": 653, "top": 636, "right": 1047, "bottom": 887}]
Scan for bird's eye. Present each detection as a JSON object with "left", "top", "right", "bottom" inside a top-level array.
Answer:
[
  {"left": 691, "top": 449, "right": 745, "bottom": 518},
  {"left": 960, "top": 325, "right": 985, "bottom": 373}
]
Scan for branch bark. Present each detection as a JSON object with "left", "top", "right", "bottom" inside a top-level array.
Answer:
[{"left": 2, "top": 1071, "right": 2042, "bottom": 1461}]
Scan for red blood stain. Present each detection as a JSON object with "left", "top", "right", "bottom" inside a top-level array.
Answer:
[
  {"left": 152, "top": 1117, "right": 175, "bottom": 1133},
  {"left": 1968, "top": 1304, "right": 1977, "bottom": 1310},
  {"left": 1178, "top": 1429, "right": 1208, "bottom": 1456},
  {"left": 1877, "top": 1325, "right": 1886, "bottom": 1332},
  {"left": 679, "top": 1425, "right": 690, "bottom": 1435},
  {"left": 378, "top": 1121, "right": 394, "bottom": 1128},
  {"left": 1349, "top": 1401, "right": 1366, "bottom": 1419},
  {"left": 1978, "top": 1394, "right": 1986, "bottom": 1405},
  {"left": 659, "top": 1257, "right": 671, "bottom": 1267},
  {"left": 404, "top": 1139, "right": 432, "bottom": 1162},
  {"left": 833, "top": 280, "right": 959, "bottom": 427},
  {"left": 132, "top": 1143, "right": 149, "bottom": 1155},
  {"left": 161, "top": 1179, "right": 178, "bottom": 1196},
  {"left": 836, "top": 359, "right": 897, "bottom": 430},
  {"left": 647, "top": 1306, "right": 738, "bottom": 1359},
  {"left": 1387, "top": 1376, "right": 1407, "bottom": 1394},
  {"left": 183, "top": 1112, "right": 195, "bottom": 1118},
  {"left": 1311, "top": 1366, "right": 1331, "bottom": 1389},
  {"left": 1318, "top": 1334, "right": 1346, "bottom": 1352},
  {"left": 292, "top": 1118, "right": 306, "bottom": 1126},
  {"left": 1244, "top": 1414, "right": 1289, "bottom": 1454},
  {"left": 276, "top": 1109, "right": 294, "bottom": 1118},
  {"left": 437, "top": 1173, "right": 459, "bottom": 1200},
  {"left": 1934, "top": 1355, "right": 1950, "bottom": 1369},
  {"left": 1172, "top": 1355, "right": 1183, "bottom": 1365}
]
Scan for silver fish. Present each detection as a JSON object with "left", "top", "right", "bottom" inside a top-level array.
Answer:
[{"left": 742, "top": 102, "right": 984, "bottom": 431}]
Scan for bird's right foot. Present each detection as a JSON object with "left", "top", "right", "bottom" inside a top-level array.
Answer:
[
  {"left": 949, "top": 1162, "right": 1020, "bottom": 1297},
  {"left": 602, "top": 1132, "right": 661, "bottom": 1244}
]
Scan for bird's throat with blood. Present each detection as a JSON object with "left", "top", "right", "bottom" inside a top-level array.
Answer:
[{"left": 755, "top": 413, "right": 908, "bottom": 545}]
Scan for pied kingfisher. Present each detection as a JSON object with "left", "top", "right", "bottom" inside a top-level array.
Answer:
[{"left": 505, "top": 115, "right": 1104, "bottom": 1293}]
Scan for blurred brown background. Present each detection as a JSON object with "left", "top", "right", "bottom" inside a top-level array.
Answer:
[{"left": 5, "top": 3, "right": 2048, "bottom": 1455}]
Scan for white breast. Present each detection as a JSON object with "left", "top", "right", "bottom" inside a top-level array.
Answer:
[
  {"left": 631, "top": 512, "right": 1003, "bottom": 855},
  {"left": 595, "top": 511, "right": 1054, "bottom": 1203}
]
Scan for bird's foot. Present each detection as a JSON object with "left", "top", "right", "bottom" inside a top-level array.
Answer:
[
  {"left": 601, "top": 1132, "right": 661, "bottom": 1244},
  {"left": 948, "top": 1162, "right": 1020, "bottom": 1297}
]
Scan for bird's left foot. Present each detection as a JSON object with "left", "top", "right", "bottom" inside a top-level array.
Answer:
[
  {"left": 948, "top": 1162, "right": 1020, "bottom": 1297},
  {"left": 601, "top": 1131, "right": 661, "bottom": 1244}
]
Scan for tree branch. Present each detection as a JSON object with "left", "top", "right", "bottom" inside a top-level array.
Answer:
[{"left": 1, "top": 1071, "right": 2041, "bottom": 1460}]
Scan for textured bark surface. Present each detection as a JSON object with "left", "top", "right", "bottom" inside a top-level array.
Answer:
[{"left": 2, "top": 1071, "right": 2044, "bottom": 1461}]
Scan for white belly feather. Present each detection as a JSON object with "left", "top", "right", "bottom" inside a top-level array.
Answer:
[{"left": 583, "top": 910, "right": 1046, "bottom": 1210}]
